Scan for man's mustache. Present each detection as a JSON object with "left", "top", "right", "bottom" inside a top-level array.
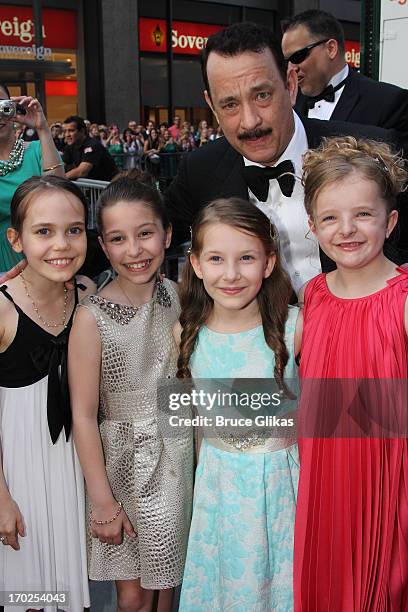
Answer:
[{"left": 237, "top": 127, "right": 272, "bottom": 141}]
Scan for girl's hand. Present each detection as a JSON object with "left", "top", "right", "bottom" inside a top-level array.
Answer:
[
  {"left": 90, "top": 503, "right": 136, "bottom": 545},
  {"left": 0, "top": 259, "right": 27, "bottom": 285},
  {"left": 12, "top": 96, "right": 48, "bottom": 132},
  {"left": 0, "top": 494, "right": 25, "bottom": 550}
]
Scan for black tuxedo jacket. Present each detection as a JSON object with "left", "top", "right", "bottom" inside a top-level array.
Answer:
[
  {"left": 295, "top": 70, "right": 408, "bottom": 135},
  {"left": 165, "top": 115, "right": 406, "bottom": 269}
]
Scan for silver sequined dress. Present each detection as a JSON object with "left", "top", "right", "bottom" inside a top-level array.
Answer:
[{"left": 81, "top": 279, "right": 193, "bottom": 588}]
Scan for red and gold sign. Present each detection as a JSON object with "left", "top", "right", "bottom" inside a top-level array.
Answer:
[
  {"left": 345, "top": 40, "right": 360, "bottom": 69},
  {"left": 139, "top": 17, "right": 224, "bottom": 55},
  {"left": 0, "top": 6, "right": 77, "bottom": 49}
]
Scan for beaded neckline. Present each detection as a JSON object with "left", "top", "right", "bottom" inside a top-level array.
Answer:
[
  {"left": 89, "top": 280, "right": 172, "bottom": 325},
  {"left": 0, "top": 138, "right": 25, "bottom": 176}
]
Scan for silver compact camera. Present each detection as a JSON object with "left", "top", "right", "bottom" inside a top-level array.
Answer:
[{"left": 0, "top": 100, "right": 26, "bottom": 119}]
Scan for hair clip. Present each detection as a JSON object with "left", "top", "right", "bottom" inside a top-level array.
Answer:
[
  {"left": 186, "top": 225, "right": 193, "bottom": 254},
  {"left": 374, "top": 156, "right": 389, "bottom": 171}
]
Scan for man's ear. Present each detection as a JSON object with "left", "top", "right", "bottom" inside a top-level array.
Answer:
[
  {"left": 7, "top": 228, "right": 23, "bottom": 253},
  {"left": 286, "top": 66, "right": 298, "bottom": 107},
  {"left": 327, "top": 38, "right": 339, "bottom": 60},
  {"left": 204, "top": 90, "right": 219, "bottom": 124},
  {"left": 189, "top": 253, "right": 203, "bottom": 279}
]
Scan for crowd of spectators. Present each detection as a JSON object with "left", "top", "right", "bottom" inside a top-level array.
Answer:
[{"left": 46, "top": 114, "right": 223, "bottom": 179}]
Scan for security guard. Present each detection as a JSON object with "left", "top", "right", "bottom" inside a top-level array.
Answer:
[{"left": 62, "top": 115, "right": 118, "bottom": 181}]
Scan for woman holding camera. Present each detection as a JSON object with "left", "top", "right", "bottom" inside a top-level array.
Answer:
[{"left": 0, "top": 83, "right": 63, "bottom": 272}]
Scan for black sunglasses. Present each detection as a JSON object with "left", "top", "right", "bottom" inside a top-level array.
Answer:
[{"left": 285, "top": 38, "right": 330, "bottom": 65}]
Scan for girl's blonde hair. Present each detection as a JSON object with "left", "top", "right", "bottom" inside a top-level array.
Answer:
[
  {"left": 302, "top": 136, "right": 408, "bottom": 217},
  {"left": 177, "top": 198, "right": 293, "bottom": 389}
]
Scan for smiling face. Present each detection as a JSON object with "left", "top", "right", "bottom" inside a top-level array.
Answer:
[
  {"left": 310, "top": 172, "right": 398, "bottom": 271},
  {"left": 190, "top": 222, "right": 275, "bottom": 316},
  {"left": 282, "top": 25, "right": 336, "bottom": 97},
  {"left": 204, "top": 48, "right": 297, "bottom": 166},
  {"left": 9, "top": 189, "right": 87, "bottom": 281},
  {"left": 99, "top": 200, "right": 171, "bottom": 287}
]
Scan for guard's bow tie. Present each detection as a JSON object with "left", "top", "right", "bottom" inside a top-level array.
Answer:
[
  {"left": 242, "top": 159, "right": 295, "bottom": 202},
  {"left": 305, "top": 77, "right": 348, "bottom": 110}
]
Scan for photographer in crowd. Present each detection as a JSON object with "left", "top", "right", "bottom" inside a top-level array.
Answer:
[{"left": 0, "top": 83, "right": 64, "bottom": 272}]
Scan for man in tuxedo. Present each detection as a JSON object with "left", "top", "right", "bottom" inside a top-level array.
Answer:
[
  {"left": 165, "top": 22, "right": 403, "bottom": 294},
  {"left": 281, "top": 10, "right": 408, "bottom": 133}
]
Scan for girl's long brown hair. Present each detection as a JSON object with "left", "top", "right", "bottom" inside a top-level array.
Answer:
[{"left": 177, "top": 198, "right": 293, "bottom": 389}]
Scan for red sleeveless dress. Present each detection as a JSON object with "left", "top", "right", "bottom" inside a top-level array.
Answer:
[{"left": 295, "top": 268, "right": 408, "bottom": 612}]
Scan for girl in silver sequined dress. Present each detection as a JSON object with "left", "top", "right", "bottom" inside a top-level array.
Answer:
[{"left": 69, "top": 173, "right": 193, "bottom": 612}]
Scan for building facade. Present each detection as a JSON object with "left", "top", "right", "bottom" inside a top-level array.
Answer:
[{"left": 0, "top": 0, "right": 361, "bottom": 127}]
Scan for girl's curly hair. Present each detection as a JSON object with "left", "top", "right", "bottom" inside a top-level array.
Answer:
[{"left": 302, "top": 136, "right": 408, "bottom": 217}]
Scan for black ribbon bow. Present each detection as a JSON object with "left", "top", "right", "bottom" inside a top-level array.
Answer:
[
  {"left": 305, "top": 77, "right": 348, "bottom": 110},
  {"left": 30, "top": 333, "right": 71, "bottom": 444},
  {"left": 242, "top": 159, "right": 295, "bottom": 202}
]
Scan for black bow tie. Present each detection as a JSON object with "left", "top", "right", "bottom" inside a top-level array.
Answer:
[
  {"left": 305, "top": 77, "right": 348, "bottom": 110},
  {"left": 242, "top": 159, "right": 295, "bottom": 202}
]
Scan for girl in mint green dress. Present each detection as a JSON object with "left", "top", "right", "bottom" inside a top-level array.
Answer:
[{"left": 176, "top": 198, "right": 300, "bottom": 611}]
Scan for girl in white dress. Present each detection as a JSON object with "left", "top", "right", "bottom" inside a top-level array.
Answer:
[{"left": 0, "top": 175, "right": 92, "bottom": 612}]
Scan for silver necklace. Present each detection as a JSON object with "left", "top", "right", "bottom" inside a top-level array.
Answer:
[
  {"left": 20, "top": 272, "right": 69, "bottom": 329},
  {"left": 116, "top": 278, "right": 141, "bottom": 309},
  {"left": 0, "top": 138, "right": 24, "bottom": 176}
]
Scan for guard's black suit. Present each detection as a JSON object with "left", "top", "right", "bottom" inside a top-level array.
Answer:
[
  {"left": 295, "top": 70, "right": 408, "bottom": 135},
  {"left": 165, "top": 115, "right": 406, "bottom": 268}
]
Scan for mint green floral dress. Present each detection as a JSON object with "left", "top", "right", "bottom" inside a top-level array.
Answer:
[{"left": 179, "top": 306, "right": 300, "bottom": 612}]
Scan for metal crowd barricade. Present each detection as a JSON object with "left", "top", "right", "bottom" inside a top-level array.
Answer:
[{"left": 74, "top": 178, "right": 109, "bottom": 229}]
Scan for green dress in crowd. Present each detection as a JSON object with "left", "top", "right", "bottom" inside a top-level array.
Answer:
[{"left": 0, "top": 141, "right": 42, "bottom": 272}]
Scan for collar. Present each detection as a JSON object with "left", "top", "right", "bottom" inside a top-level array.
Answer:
[
  {"left": 243, "top": 111, "right": 308, "bottom": 178},
  {"left": 328, "top": 64, "right": 349, "bottom": 89}
]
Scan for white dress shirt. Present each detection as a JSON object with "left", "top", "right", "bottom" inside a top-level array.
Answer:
[
  {"left": 243, "top": 111, "right": 321, "bottom": 294},
  {"left": 308, "top": 64, "right": 349, "bottom": 120}
]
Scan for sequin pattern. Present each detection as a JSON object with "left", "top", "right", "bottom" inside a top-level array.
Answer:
[{"left": 82, "top": 280, "right": 193, "bottom": 588}]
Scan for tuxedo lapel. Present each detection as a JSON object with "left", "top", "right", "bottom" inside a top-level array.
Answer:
[
  {"left": 300, "top": 115, "right": 331, "bottom": 148},
  {"left": 330, "top": 71, "right": 360, "bottom": 121},
  {"left": 294, "top": 92, "right": 308, "bottom": 117},
  {"left": 212, "top": 144, "right": 248, "bottom": 200}
]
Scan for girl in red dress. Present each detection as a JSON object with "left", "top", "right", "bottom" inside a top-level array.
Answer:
[{"left": 295, "top": 136, "right": 408, "bottom": 611}]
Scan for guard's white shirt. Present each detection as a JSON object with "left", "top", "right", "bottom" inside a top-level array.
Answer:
[
  {"left": 308, "top": 64, "right": 349, "bottom": 120},
  {"left": 243, "top": 111, "right": 321, "bottom": 294}
]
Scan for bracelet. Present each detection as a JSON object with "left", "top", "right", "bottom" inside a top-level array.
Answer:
[
  {"left": 90, "top": 501, "right": 123, "bottom": 525},
  {"left": 43, "top": 162, "right": 63, "bottom": 172}
]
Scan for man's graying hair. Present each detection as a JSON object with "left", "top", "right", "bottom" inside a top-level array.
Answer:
[{"left": 201, "top": 22, "right": 287, "bottom": 98}]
